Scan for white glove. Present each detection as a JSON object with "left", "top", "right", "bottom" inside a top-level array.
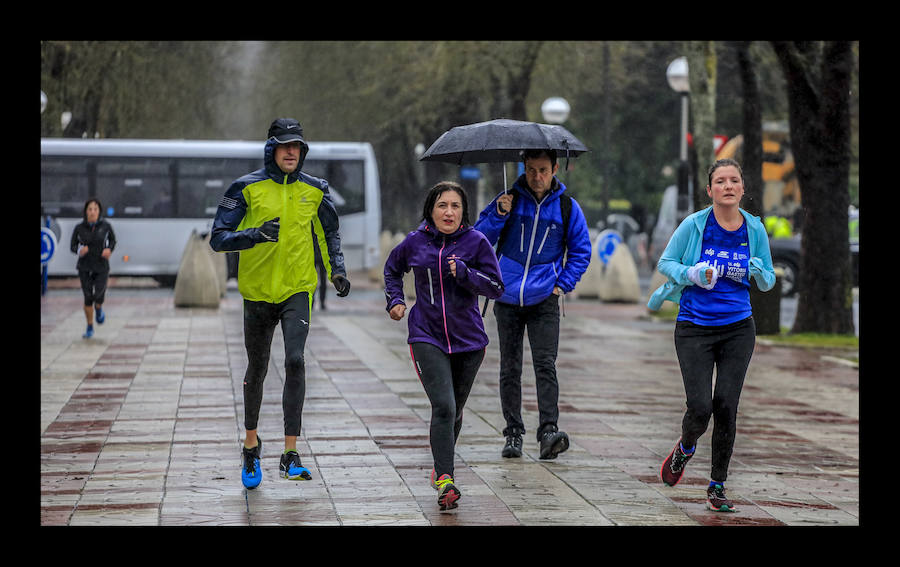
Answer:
[{"left": 687, "top": 261, "right": 718, "bottom": 290}]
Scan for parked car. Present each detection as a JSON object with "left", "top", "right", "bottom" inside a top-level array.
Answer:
[{"left": 770, "top": 229, "right": 858, "bottom": 297}]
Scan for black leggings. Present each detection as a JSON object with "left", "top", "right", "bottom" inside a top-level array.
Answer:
[
  {"left": 410, "top": 342, "right": 485, "bottom": 478},
  {"left": 674, "top": 316, "right": 756, "bottom": 482},
  {"left": 78, "top": 270, "right": 108, "bottom": 307},
  {"left": 242, "top": 292, "right": 310, "bottom": 436}
]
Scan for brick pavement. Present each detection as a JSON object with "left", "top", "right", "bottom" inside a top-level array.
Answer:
[{"left": 40, "top": 274, "right": 860, "bottom": 526}]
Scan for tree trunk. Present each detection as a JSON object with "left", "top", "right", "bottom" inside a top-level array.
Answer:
[
  {"left": 734, "top": 41, "right": 764, "bottom": 219},
  {"left": 771, "top": 41, "right": 854, "bottom": 335},
  {"left": 687, "top": 41, "right": 717, "bottom": 212}
]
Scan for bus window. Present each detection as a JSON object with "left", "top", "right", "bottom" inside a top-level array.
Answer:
[
  {"left": 302, "top": 159, "right": 365, "bottom": 215},
  {"left": 41, "top": 156, "right": 91, "bottom": 217},
  {"left": 175, "top": 158, "right": 260, "bottom": 218},
  {"left": 95, "top": 157, "right": 172, "bottom": 218}
]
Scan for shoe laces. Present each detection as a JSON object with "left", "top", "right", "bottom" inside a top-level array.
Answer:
[
  {"left": 434, "top": 474, "right": 455, "bottom": 490},
  {"left": 283, "top": 451, "right": 302, "bottom": 468},
  {"left": 670, "top": 446, "right": 692, "bottom": 472},
  {"left": 709, "top": 484, "right": 727, "bottom": 499},
  {"left": 243, "top": 452, "right": 258, "bottom": 474}
]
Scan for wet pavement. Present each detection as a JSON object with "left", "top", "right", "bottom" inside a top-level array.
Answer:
[{"left": 40, "top": 273, "right": 860, "bottom": 526}]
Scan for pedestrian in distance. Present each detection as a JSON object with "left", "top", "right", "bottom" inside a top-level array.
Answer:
[
  {"left": 384, "top": 181, "right": 504, "bottom": 511},
  {"left": 474, "top": 149, "right": 592, "bottom": 461},
  {"left": 70, "top": 198, "right": 116, "bottom": 339},
  {"left": 210, "top": 118, "right": 351, "bottom": 490},
  {"left": 648, "top": 158, "right": 776, "bottom": 512}
]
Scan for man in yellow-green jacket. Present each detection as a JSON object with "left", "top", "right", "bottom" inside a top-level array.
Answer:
[{"left": 210, "top": 118, "right": 351, "bottom": 489}]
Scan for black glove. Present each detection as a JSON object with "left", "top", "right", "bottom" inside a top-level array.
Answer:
[
  {"left": 251, "top": 217, "right": 280, "bottom": 243},
  {"left": 332, "top": 274, "right": 351, "bottom": 297}
]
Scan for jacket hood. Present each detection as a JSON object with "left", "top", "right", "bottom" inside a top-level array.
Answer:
[{"left": 264, "top": 137, "right": 309, "bottom": 183}]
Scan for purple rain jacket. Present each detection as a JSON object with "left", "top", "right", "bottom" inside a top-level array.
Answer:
[{"left": 384, "top": 220, "right": 504, "bottom": 354}]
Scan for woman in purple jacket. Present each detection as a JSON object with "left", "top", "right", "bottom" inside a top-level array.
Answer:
[{"left": 384, "top": 181, "right": 504, "bottom": 511}]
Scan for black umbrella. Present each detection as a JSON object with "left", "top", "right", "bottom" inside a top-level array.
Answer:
[
  {"left": 420, "top": 118, "right": 588, "bottom": 164},
  {"left": 419, "top": 118, "right": 589, "bottom": 191}
]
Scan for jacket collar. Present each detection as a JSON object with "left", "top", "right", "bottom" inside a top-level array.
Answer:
[
  {"left": 692, "top": 206, "right": 761, "bottom": 232},
  {"left": 417, "top": 219, "right": 472, "bottom": 240},
  {"left": 513, "top": 173, "right": 565, "bottom": 204}
]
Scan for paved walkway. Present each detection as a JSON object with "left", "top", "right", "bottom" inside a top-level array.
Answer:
[{"left": 40, "top": 273, "right": 860, "bottom": 526}]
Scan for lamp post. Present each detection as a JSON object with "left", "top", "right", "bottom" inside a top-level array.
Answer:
[
  {"left": 541, "top": 97, "right": 570, "bottom": 124},
  {"left": 666, "top": 57, "right": 691, "bottom": 222}
]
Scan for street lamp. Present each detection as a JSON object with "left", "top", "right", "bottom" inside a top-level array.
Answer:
[
  {"left": 540, "top": 96, "right": 572, "bottom": 189},
  {"left": 666, "top": 57, "right": 691, "bottom": 221},
  {"left": 41, "top": 90, "right": 47, "bottom": 114},
  {"left": 541, "top": 97, "right": 570, "bottom": 124}
]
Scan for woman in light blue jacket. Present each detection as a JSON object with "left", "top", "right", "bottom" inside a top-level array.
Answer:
[{"left": 649, "top": 158, "right": 775, "bottom": 513}]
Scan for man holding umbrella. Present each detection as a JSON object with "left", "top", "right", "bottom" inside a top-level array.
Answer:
[{"left": 474, "top": 149, "right": 592, "bottom": 460}]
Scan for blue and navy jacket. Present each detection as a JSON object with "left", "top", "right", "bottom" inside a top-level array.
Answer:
[
  {"left": 209, "top": 138, "right": 346, "bottom": 304},
  {"left": 474, "top": 174, "right": 592, "bottom": 306}
]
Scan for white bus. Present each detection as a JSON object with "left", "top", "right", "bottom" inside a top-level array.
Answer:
[{"left": 41, "top": 138, "right": 381, "bottom": 284}]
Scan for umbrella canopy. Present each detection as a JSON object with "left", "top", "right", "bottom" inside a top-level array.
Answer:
[{"left": 419, "top": 118, "right": 589, "bottom": 165}]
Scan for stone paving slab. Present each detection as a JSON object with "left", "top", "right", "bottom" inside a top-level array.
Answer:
[{"left": 40, "top": 276, "right": 861, "bottom": 526}]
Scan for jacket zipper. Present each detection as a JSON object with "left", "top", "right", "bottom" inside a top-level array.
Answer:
[
  {"left": 437, "top": 237, "right": 452, "bottom": 353},
  {"left": 519, "top": 201, "right": 542, "bottom": 306},
  {"left": 537, "top": 226, "right": 550, "bottom": 255},
  {"left": 426, "top": 268, "right": 434, "bottom": 304},
  {"left": 272, "top": 174, "right": 288, "bottom": 293}
]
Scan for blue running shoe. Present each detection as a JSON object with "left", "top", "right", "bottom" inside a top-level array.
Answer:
[
  {"left": 83, "top": 325, "right": 94, "bottom": 339},
  {"left": 241, "top": 437, "right": 262, "bottom": 489},
  {"left": 95, "top": 308, "right": 105, "bottom": 324},
  {"left": 279, "top": 450, "right": 312, "bottom": 480}
]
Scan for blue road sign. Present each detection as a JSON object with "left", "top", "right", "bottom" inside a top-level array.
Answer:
[
  {"left": 41, "top": 226, "right": 57, "bottom": 265},
  {"left": 596, "top": 229, "right": 622, "bottom": 266},
  {"left": 460, "top": 166, "right": 480, "bottom": 180}
]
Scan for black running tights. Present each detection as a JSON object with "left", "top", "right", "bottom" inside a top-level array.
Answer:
[
  {"left": 674, "top": 316, "right": 756, "bottom": 483},
  {"left": 410, "top": 342, "right": 485, "bottom": 478},
  {"left": 242, "top": 292, "right": 310, "bottom": 436}
]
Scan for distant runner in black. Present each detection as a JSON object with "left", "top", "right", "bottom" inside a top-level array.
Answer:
[{"left": 70, "top": 198, "right": 116, "bottom": 339}]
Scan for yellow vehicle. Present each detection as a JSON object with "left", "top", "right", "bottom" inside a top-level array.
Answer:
[{"left": 715, "top": 122, "right": 801, "bottom": 217}]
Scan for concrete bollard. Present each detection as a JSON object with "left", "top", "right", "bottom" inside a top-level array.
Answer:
[
  {"left": 597, "top": 244, "right": 641, "bottom": 303},
  {"left": 577, "top": 229, "right": 601, "bottom": 299},
  {"left": 174, "top": 229, "right": 221, "bottom": 308},
  {"left": 369, "top": 230, "right": 395, "bottom": 283},
  {"left": 202, "top": 231, "right": 228, "bottom": 297}
]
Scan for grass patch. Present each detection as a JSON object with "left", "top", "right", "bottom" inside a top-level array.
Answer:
[
  {"left": 758, "top": 330, "right": 858, "bottom": 350},
  {"left": 649, "top": 309, "right": 858, "bottom": 351}
]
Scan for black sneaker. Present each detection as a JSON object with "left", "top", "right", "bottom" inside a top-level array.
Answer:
[
  {"left": 279, "top": 450, "right": 312, "bottom": 480},
  {"left": 707, "top": 483, "right": 736, "bottom": 512},
  {"left": 502, "top": 434, "right": 523, "bottom": 458},
  {"left": 539, "top": 428, "right": 569, "bottom": 460},
  {"left": 660, "top": 439, "right": 693, "bottom": 487}
]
